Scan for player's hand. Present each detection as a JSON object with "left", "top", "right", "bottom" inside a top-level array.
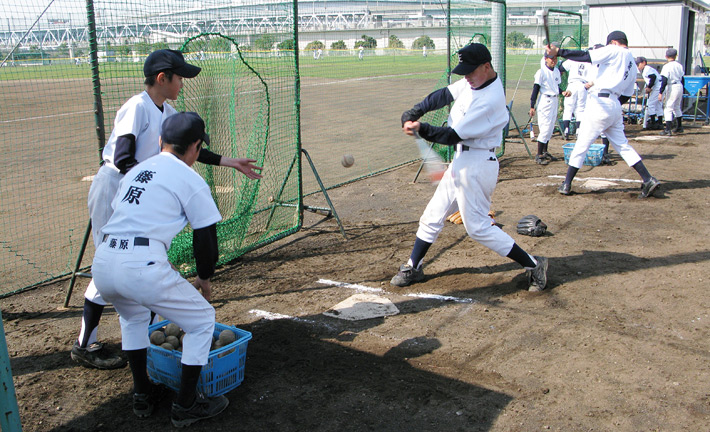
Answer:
[
  {"left": 193, "top": 276, "right": 212, "bottom": 301},
  {"left": 585, "top": 82, "right": 593, "bottom": 89},
  {"left": 529, "top": 108, "right": 536, "bottom": 117},
  {"left": 562, "top": 91, "right": 571, "bottom": 97},
  {"left": 403, "top": 120, "right": 421, "bottom": 136},
  {"left": 545, "top": 44, "right": 559, "bottom": 58},
  {"left": 658, "top": 94, "right": 663, "bottom": 102},
  {"left": 221, "top": 157, "right": 263, "bottom": 180},
  {"left": 645, "top": 87, "right": 652, "bottom": 94}
]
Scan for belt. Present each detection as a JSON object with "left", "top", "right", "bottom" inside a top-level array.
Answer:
[
  {"left": 598, "top": 93, "right": 610, "bottom": 98},
  {"left": 102, "top": 234, "right": 150, "bottom": 246},
  {"left": 543, "top": 94, "right": 556, "bottom": 98},
  {"left": 460, "top": 145, "right": 496, "bottom": 152}
]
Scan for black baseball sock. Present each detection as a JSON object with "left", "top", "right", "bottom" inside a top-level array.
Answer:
[
  {"left": 409, "top": 237, "right": 432, "bottom": 269},
  {"left": 79, "top": 299, "right": 104, "bottom": 348},
  {"left": 601, "top": 137, "right": 610, "bottom": 156},
  {"left": 126, "top": 348, "right": 151, "bottom": 395},
  {"left": 665, "top": 121, "right": 673, "bottom": 132},
  {"left": 575, "top": 121, "right": 581, "bottom": 132},
  {"left": 564, "top": 166, "right": 579, "bottom": 186},
  {"left": 507, "top": 243, "right": 537, "bottom": 268},
  {"left": 563, "top": 120, "right": 570, "bottom": 135},
  {"left": 542, "top": 141, "right": 549, "bottom": 154},
  {"left": 537, "top": 141, "right": 545, "bottom": 156},
  {"left": 632, "top": 161, "right": 652, "bottom": 183},
  {"left": 177, "top": 365, "right": 203, "bottom": 408}
]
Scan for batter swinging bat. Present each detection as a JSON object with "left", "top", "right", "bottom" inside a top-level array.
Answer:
[{"left": 413, "top": 131, "right": 446, "bottom": 185}]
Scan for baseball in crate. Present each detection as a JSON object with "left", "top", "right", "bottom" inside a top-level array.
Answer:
[{"left": 147, "top": 320, "right": 252, "bottom": 398}]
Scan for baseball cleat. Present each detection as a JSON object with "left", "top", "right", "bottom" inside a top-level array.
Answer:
[
  {"left": 535, "top": 155, "right": 549, "bottom": 166},
  {"left": 390, "top": 263, "right": 424, "bottom": 287},
  {"left": 600, "top": 154, "right": 612, "bottom": 165},
  {"left": 558, "top": 182, "right": 571, "bottom": 195},
  {"left": 639, "top": 177, "right": 660, "bottom": 199},
  {"left": 171, "top": 393, "right": 229, "bottom": 428},
  {"left": 133, "top": 383, "right": 168, "bottom": 418},
  {"left": 543, "top": 152, "right": 558, "bottom": 162},
  {"left": 71, "top": 341, "right": 127, "bottom": 370},
  {"left": 527, "top": 256, "right": 549, "bottom": 292},
  {"left": 659, "top": 129, "right": 672, "bottom": 136}
]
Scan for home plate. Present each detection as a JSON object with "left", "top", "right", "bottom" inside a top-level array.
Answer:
[
  {"left": 323, "top": 293, "right": 399, "bottom": 321},
  {"left": 633, "top": 136, "right": 664, "bottom": 141},
  {"left": 583, "top": 179, "right": 618, "bottom": 190}
]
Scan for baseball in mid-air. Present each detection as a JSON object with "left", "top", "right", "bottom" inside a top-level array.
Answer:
[{"left": 341, "top": 154, "right": 355, "bottom": 168}]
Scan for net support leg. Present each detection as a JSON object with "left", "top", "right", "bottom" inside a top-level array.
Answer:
[
  {"left": 506, "top": 107, "right": 532, "bottom": 158},
  {"left": 301, "top": 148, "right": 347, "bottom": 240},
  {"left": 62, "top": 219, "right": 93, "bottom": 309},
  {"left": 0, "top": 309, "right": 22, "bottom": 432},
  {"left": 412, "top": 142, "right": 437, "bottom": 184}
]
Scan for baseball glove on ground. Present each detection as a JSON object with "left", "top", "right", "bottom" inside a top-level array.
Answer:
[{"left": 517, "top": 215, "right": 547, "bottom": 237}]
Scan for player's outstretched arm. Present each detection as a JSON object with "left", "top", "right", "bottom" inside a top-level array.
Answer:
[{"left": 220, "top": 157, "right": 263, "bottom": 180}]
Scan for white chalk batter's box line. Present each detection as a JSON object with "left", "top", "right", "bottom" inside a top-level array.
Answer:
[
  {"left": 316, "top": 279, "right": 475, "bottom": 304},
  {"left": 535, "top": 175, "right": 643, "bottom": 186}
]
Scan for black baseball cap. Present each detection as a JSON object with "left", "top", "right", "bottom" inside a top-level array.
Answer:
[
  {"left": 666, "top": 48, "right": 678, "bottom": 58},
  {"left": 144, "top": 49, "right": 201, "bottom": 78},
  {"left": 635, "top": 56, "right": 647, "bottom": 65},
  {"left": 161, "top": 112, "right": 210, "bottom": 148},
  {"left": 606, "top": 30, "right": 628, "bottom": 46},
  {"left": 452, "top": 43, "right": 492, "bottom": 75}
]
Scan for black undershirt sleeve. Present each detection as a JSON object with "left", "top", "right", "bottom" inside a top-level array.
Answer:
[
  {"left": 557, "top": 49, "right": 592, "bottom": 63},
  {"left": 618, "top": 95, "right": 631, "bottom": 105},
  {"left": 647, "top": 74, "right": 657, "bottom": 88},
  {"left": 558, "top": 63, "right": 567, "bottom": 74},
  {"left": 193, "top": 224, "right": 219, "bottom": 280},
  {"left": 417, "top": 122, "right": 462, "bottom": 146},
  {"left": 530, "top": 84, "right": 541, "bottom": 108},
  {"left": 416, "top": 87, "right": 455, "bottom": 113},
  {"left": 114, "top": 134, "right": 137, "bottom": 174},
  {"left": 658, "top": 75, "right": 668, "bottom": 94},
  {"left": 197, "top": 148, "right": 223, "bottom": 166}
]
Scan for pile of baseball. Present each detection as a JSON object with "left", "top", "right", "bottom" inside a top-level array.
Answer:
[{"left": 150, "top": 322, "right": 237, "bottom": 354}]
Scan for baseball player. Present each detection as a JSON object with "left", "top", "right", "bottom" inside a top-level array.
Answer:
[
  {"left": 71, "top": 49, "right": 262, "bottom": 370},
  {"left": 549, "top": 31, "right": 660, "bottom": 198},
  {"left": 358, "top": 45, "right": 364, "bottom": 60},
  {"left": 658, "top": 48, "right": 685, "bottom": 135},
  {"left": 395, "top": 43, "right": 549, "bottom": 292},
  {"left": 529, "top": 52, "right": 570, "bottom": 165},
  {"left": 559, "top": 58, "right": 590, "bottom": 139},
  {"left": 92, "top": 112, "right": 230, "bottom": 426},
  {"left": 635, "top": 57, "right": 663, "bottom": 130}
]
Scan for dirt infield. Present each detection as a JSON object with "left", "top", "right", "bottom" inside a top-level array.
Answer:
[{"left": 3, "top": 122, "right": 710, "bottom": 431}]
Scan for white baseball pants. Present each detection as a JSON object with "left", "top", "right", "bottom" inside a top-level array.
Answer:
[
  {"left": 416, "top": 148, "right": 514, "bottom": 257},
  {"left": 568, "top": 94, "right": 642, "bottom": 169},
  {"left": 663, "top": 83, "right": 683, "bottom": 120},
  {"left": 84, "top": 164, "right": 123, "bottom": 305},
  {"left": 536, "top": 94, "right": 559, "bottom": 143},
  {"left": 646, "top": 86, "right": 662, "bottom": 117},
  {"left": 563, "top": 82, "right": 587, "bottom": 121},
  {"left": 92, "top": 237, "right": 215, "bottom": 366}
]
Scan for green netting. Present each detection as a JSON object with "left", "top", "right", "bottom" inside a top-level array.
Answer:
[{"left": 0, "top": 0, "right": 299, "bottom": 295}]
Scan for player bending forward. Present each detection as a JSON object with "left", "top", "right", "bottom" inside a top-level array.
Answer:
[
  {"left": 549, "top": 31, "right": 660, "bottom": 198},
  {"left": 93, "top": 112, "right": 231, "bottom": 427},
  {"left": 393, "top": 43, "right": 549, "bottom": 292}
]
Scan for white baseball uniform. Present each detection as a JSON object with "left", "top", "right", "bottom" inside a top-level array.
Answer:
[
  {"left": 92, "top": 152, "right": 222, "bottom": 366},
  {"left": 84, "top": 91, "right": 177, "bottom": 306},
  {"left": 416, "top": 76, "right": 514, "bottom": 257},
  {"left": 533, "top": 57, "right": 562, "bottom": 143},
  {"left": 660, "top": 60, "right": 685, "bottom": 121},
  {"left": 561, "top": 59, "right": 590, "bottom": 121},
  {"left": 642, "top": 65, "right": 662, "bottom": 117},
  {"left": 567, "top": 44, "right": 642, "bottom": 169}
]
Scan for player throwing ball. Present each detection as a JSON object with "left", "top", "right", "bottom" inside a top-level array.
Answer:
[
  {"left": 549, "top": 31, "right": 660, "bottom": 198},
  {"left": 394, "top": 43, "right": 549, "bottom": 292},
  {"left": 92, "top": 112, "right": 231, "bottom": 427}
]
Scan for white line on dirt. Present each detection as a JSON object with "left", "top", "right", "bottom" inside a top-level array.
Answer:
[
  {"left": 317, "top": 278, "right": 383, "bottom": 292},
  {"left": 248, "top": 309, "right": 337, "bottom": 330},
  {"left": 317, "top": 279, "right": 474, "bottom": 303},
  {"left": 547, "top": 175, "right": 642, "bottom": 183}
]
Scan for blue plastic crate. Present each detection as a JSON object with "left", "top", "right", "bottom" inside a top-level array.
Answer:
[
  {"left": 147, "top": 320, "right": 252, "bottom": 396},
  {"left": 563, "top": 143, "right": 604, "bottom": 166}
]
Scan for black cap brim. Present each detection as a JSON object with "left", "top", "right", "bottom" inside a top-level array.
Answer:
[
  {"left": 202, "top": 132, "right": 210, "bottom": 146},
  {"left": 174, "top": 63, "right": 201, "bottom": 78},
  {"left": 452, "top": 62, "right": 481, "bottom": 75}
]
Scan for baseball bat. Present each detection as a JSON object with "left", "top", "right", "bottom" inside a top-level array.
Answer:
[
  {"left": 413, "top": 131, "right": 446, "bottom": 185},
  {"left": 542, "top": 9, "right": 551, "bottom": 48}
]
